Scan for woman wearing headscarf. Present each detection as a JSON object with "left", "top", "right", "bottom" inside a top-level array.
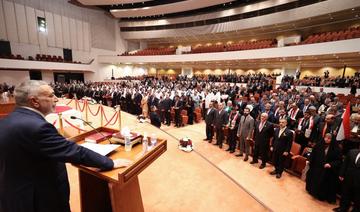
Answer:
[{"left": 306, "top": 133, "right": 342, "bottom": 203}]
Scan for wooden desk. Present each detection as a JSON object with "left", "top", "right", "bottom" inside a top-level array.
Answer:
[
  {"left": 70, "top": 127, "right": 167, "bottom": 212},
  {"left": 0, "top": 97, "right": 15, "bottom": 118}
]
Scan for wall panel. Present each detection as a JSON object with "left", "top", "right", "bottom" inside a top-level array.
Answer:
[
  {"left": 0, "top": 0, "right": 7, "bottom": 40},
  {"left": 53, "top": 14, "right": 63, "bottom": 48},
  {"left": 69, "top": 18, "right": 77, "bottom": 50},
  {"left": 14, "top": 3, "right": 29, "bottom": 43},
  {"left": 76, "top": 20, "right": 83, "bottom": 51},
  {"left": 61, "top": 16, "right": 70, "bottom": 49},
  {"left": 83, "top": 22, "right": 90, "bottom": 52},
  {"left": 25, "top": 6, "right": 38, "bottom": 45},
  {"left": 45, "top": 11, "right": 55, "bottom": 47},
  {"left": 3, "top": 1, "right": 18, "bottom": 42}
]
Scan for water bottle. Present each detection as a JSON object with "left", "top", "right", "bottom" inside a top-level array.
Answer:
[
  {"left": 142, "top": 135, "right": 148, "bottom": 153},
  {"left": 151, "top": 133, "right": 157, "bottom": 147},
  {"left": 124, "top": 135, "right": 132, "bottom": 152}
]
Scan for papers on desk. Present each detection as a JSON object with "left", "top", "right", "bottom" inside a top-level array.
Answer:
[{"left": 81, "top": 143, "right": 120, "bottom": 156}]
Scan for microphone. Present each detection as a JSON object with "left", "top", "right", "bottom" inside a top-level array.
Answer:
[{"left": 70, "top": 116, "right": 113, "bottom": 144}]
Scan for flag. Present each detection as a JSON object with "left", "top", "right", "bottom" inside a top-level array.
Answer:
[{"left": 336, "top": 102, "right": 351, "bottom": 140}]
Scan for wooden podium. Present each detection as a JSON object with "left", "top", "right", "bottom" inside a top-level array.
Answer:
[{"left": 69, "top": 127, "right": 167, "bottom": 212}]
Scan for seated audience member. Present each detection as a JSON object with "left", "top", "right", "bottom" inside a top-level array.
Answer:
[
  {"left": 150, "top": 106, "right": 161, "bottom": 128},
  {"left": 306, "top": 133, "right": 342, "bottom": 204},
  {"left": 270, "top": 118, "right": 293, "bottom": 179}
]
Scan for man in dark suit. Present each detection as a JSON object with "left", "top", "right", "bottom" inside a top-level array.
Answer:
[
  {"left": 316, "top": 114, "right": 339, "bottom": 144},
  {"left": 173, "top": 95, "right": 183, "bottom": 127},
  {"left": 270, "top": 118, "right": 293, "bottom": 179},
  {"left": 333, "top": 148, "right": 360, "bottom": 212},
  {"left": 251, "top": 113, "right": 274, "bottom": 169},
  {"left": 237, "top": 95, "right": 247, "bottom": 115},
  {"left": 147, "top": 93, "right": 159, "bottom": 110},
  {"left": 204, "top": 101, "right": 216, "bottom": 142},
  {"left": 149, "top": 106, "right": 161, "bottom": 128},
  {"left": 162, "top": 94, "right": 172, "bottom": 126},
  {"left": 214, "top": 102, "right": 228, "bottom": 148},
  {"left": 0, "top": 80, "right": 131, "bottom": 212}
]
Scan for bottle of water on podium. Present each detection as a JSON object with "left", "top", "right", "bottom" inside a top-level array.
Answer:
[
  {"left": 142, "top": 135, "right": 148, "bottom": 153},
  {"left": 124, "top": 135, "right": 132, "bottom": 152},
  {"left": 151, "top": 133, "right": 157, "bottom": 147}
]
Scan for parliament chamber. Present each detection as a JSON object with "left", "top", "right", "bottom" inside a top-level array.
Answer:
[{"left": 1, "top": 0, "right": 360, "bottom": 211}]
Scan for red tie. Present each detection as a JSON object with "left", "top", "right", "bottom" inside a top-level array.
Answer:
[{"left": 291, "top": 109, "right": 295, "bottom": 118}]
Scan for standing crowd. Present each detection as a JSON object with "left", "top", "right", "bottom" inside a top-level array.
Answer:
[{"left": 51, "top": 74, "right": 360, "bottom": 212}]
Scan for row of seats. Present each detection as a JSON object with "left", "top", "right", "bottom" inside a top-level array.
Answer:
[
  {"left": 122, "top": 48, "right": 176, "bottom": 56},
  {"left": 35, "top": 54, "right": 64, "bottom": 62},
  {"left": 0, "top": 53, "right": 82, "bottom": 64},
  {"left": 301, "top": 27, "right": 360, "bottom": 45},
  {"left": 336, "top": 93, "right": 358, "bottom": 105},
  {"left": 118, "top": 27, "right": 359, "bottom": 56},
  {"left": 0, "top": 54, "right": 24, "bottom": 60},
  {"left": 226, "top": 39, "right": 275, "bottom": 51}
]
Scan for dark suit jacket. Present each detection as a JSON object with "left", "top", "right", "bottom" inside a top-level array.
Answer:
[
  {"left": 0, "top": 108, "right": 114, "bottom": 212},
  {"left": 272, "top": 128, "right": 293, "bottom": 153},
  {"left": 214, "top": 109, "right": 228, "bottom": 129},
  {"left": 254, "top": 121, "right": 274, "bottom": 146},
  {"left": 340, "top": 149, "right": 360, "bottom": 187},
  {"left": 316, "top": 122, "right": 338, "bottom": 143},
  {"left": 205, "top": 108, "right": 216, "bottom": 125},
  {"left": 150, "top": 111, "right": 161, "bottom": 128}
]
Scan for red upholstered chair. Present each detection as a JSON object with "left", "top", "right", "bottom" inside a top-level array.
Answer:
[
  {"left": 291, "top": 147, "right": 310, "bottom": 176},
  {"left": 282, "top": 142, "right": 301, "bottom": 169},
  {"left": 181, "top": 114, "right": 188, "bottom": 126}
]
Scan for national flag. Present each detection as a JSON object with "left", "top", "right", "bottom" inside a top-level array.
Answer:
[{"left": 336, "top": 102, "right": 351, "bottom": 140}]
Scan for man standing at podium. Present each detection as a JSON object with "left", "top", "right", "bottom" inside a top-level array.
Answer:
[{"left": 0, "top": 80, "right": 131, "bottom": 212}]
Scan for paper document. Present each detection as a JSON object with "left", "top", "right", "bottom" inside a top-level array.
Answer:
[{"left": 81, "top": 143, "right": 120, "bottom": 156}]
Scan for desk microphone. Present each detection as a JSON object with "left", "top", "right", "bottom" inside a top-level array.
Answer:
[{"left": 70, "top": 116, "right": 113, "bottom": 144}]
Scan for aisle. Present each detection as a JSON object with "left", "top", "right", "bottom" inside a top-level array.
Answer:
[{"left": 167, "top": 123, "right": 337, "bottom": 212}]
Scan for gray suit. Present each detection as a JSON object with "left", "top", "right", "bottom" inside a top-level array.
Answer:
[{"left": 237, "top": 114, "right": 254, "bottom": 155}]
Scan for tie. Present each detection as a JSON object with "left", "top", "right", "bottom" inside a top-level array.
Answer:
[
  {"left": 259, "top": 121, "right": 264, "bottom": 131},
  {"left": 291, "top": 109, "right": 295, "bottom": 118}
]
